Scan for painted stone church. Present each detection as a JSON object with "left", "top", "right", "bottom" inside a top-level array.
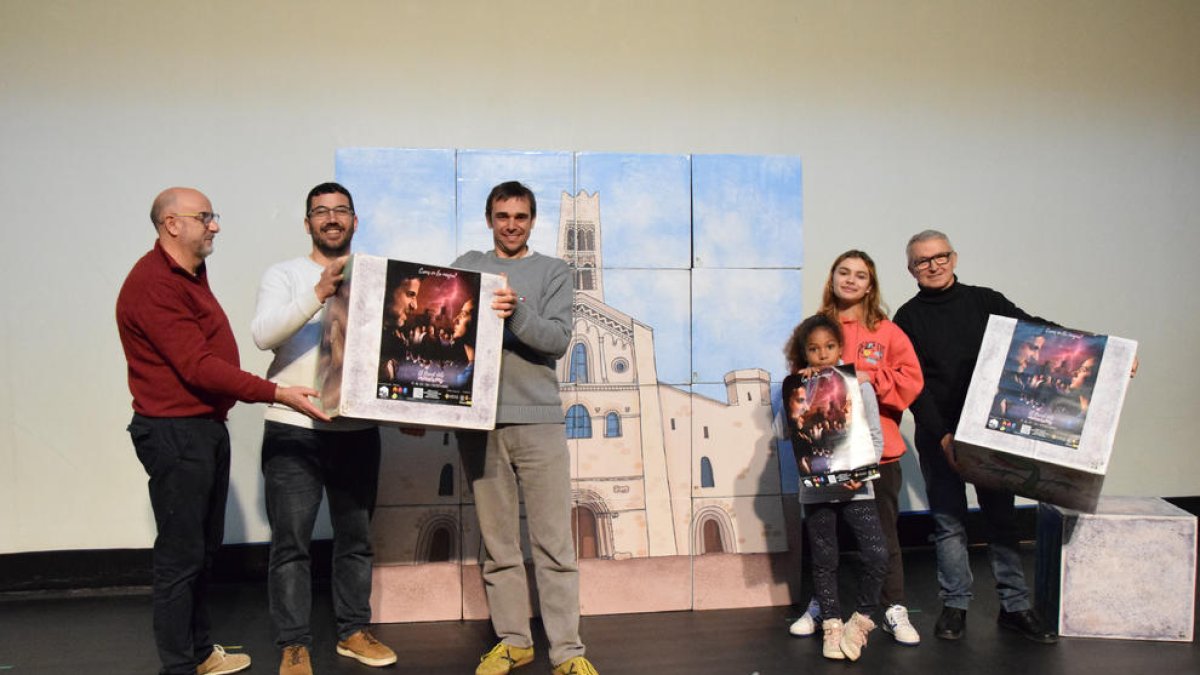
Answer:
[
  {"left": 553, "top": 190, "right": 786, "bottom": 560},
  {"left": 368, "top": 189, "right": 788, "bottom": 587}
]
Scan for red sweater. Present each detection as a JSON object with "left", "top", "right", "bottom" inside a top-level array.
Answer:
[
  {"left": 116, "top": 242, "right": 276, "bottom": 420},
  {"left": 838, "top": 317, "right": 924, "bottom": 463}
]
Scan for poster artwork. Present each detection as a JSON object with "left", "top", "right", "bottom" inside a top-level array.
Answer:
[
  {"left": 781, "top": 365, "right": 880, "bottom": 488},
  {"left": 377, "top": 260, "right": 480, "bottom": 406},
  {"left": 987, "top": 320, "right": 1108, "bottom": 449}
]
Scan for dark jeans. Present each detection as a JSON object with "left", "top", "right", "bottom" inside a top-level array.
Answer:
[
  {"left": 262, "top": 421, "right": 381, "bottom": 648},
  {"left": 128, "top": 414, "right": 228, "bottom": 675},
  {"left": 915, "top": 428, "right": 1030, "bottom": 612},
  {"left": 805, "top": 499, "right": 889, "bottom": 620}
]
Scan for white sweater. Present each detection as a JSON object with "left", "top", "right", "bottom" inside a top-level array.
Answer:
[{"left": 251, "top": 255, "right": 372, "bottom": 431}]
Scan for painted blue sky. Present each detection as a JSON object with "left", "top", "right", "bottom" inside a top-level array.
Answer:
[
  {"left": 335, "top": 148, "right": 457, "bottom": 264},
  {"left": 456, "top": 149, "right": 573, "bottom": 257},
  {"left": 602, "top": 268, "right": 691, "bottom": 384},
  {"left": 576, "top": 153, "right": 692, "bottom": 269},
  {"left": 336, "top": 149, "right": 803, "bottom": 389},
  {"left": 692, "top": 154, "right": 803, "bottom": 269},
  {"left": 691, "top": 267, "right": 803, "bottom": 384}
]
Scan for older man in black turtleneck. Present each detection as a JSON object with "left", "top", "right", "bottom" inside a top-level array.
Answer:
[{"left": 893, "top": 230, "right": 1058, "bottom": 645}]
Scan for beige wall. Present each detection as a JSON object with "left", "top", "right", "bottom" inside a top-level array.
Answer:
[{"left": 2, "top": 0, "right": 1196, "bottom": 554}]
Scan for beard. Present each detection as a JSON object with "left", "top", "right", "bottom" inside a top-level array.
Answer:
[{"left": 311, "top": 225, "right": 352, "bottom": 257}]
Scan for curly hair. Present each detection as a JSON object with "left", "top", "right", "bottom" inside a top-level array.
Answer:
[{"left": 783, "top": 313, "right": 844, "bottom": 373}]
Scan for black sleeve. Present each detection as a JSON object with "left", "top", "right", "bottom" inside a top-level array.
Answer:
[
  {"left": 981, "top": 287, "right": 1058, "bottom": 327},
  {"left": 893, "top": 307, "right": 949, "bottom": 437}
]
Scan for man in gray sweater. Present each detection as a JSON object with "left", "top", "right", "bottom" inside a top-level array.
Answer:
[{"left": 453, "top": 181, "right": 597, "bottom": 675}]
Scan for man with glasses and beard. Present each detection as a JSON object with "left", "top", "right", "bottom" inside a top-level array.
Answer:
[
  {"left": 893, "top": 229, "right": 1058, "bottom": 645},
  {"left": 118, "top": 187, "right": 329, "bottom": 675},
  {"left": 251, "top": 183, "right": 396, "bottom": 675}
]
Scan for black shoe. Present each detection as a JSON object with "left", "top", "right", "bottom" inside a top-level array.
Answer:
[
  {"left": 935, "top": 606, "right": 966, "bottom": 640},
  {"left": 998, "top": 609, "right": 1059, "bottom": 644}
]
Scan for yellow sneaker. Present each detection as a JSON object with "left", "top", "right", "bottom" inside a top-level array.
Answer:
[
  {"left": 476, "top": 642, "right": 535, "bottom": 675},
  {"left": 552, "top": 656, "right": 599, "bottom": 675},
  {"left": 336, "top": 629, "right": 397, "bottom": 667},
  {"left": 195, "top": 645, "right": 251, "bottom": 675}
]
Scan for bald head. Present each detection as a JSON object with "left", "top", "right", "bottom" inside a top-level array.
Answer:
[
  {"left": 150, "top": 187, "right": 218, "bottom": 273},
  {"left": 150, "top": 187, "right": 206, "bottom": 229}
]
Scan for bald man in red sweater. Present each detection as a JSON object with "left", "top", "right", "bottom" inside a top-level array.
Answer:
[{"left": 117, "top": 187, "right": 328, "bottom": 675}]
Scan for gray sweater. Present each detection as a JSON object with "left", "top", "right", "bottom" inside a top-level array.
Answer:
[{"left": 452, "top": 250, "right": 574, "bottom": 424}]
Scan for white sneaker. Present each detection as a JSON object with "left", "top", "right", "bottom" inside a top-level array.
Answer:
[
  {"left": 821, "top": 618, "right": 846, "bottom": 660},
  {"left": 883, "top": 604, "right": 921, "bottom": 646},
  {"left": 788, "top": 598, "right": 821, "bottom": 636}
]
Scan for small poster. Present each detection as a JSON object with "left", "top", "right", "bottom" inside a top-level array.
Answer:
[
  {"left": 987, "top": 321, "right": 1108, "bottom": 449},
  {"left": 377, "top": 260, "right": 481, "bottom": 407},
  {"left": 781, "top": 365, "right": 879, "bottom": 488}
]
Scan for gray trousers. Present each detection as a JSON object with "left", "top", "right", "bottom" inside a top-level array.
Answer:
[{"left": 458, "top": 424, "right": 585, "bottom": 666}]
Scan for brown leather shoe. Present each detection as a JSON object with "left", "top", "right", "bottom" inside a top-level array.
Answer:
[
  {"left": 279, "top": 645, "right": 312, "bottom": 675},
  {"left": 336, "top": 629, "right": 398, "bottom": 667},
  {"left": 195, "top": 645, "right": 251, "bottom": 675}
]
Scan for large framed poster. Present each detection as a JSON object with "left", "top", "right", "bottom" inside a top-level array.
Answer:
[
  {"left": 316, "top": 254, "right": 505, "bottom": 430},
  {"left": 956, "top": 316, "right": 1137, "bottom": 512}
]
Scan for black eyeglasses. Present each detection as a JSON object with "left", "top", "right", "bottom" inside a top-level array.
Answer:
[
  {"left": 911, "top": 251, "right": 953, "bottom": 271},
  {"left": 172, "top": 212, "right": 220, "bottom": 226},
  {"left": 307, "top": 206, "right": 354, "bottom": 220}
]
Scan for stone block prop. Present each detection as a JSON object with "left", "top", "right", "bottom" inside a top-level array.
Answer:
[
  {"left": 1036, "top": 497, "right": 1196, "bottom": 641},
  {"left": 316, "top": 254, "right": 505, "bottom": 429},
  {"left": 955, "top": 316, "right": 1137, "bottom": 512}
]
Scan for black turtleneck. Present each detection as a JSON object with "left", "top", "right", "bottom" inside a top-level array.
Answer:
[{"left": 893, "top": 277, "right": 1051, "bottom": 439}]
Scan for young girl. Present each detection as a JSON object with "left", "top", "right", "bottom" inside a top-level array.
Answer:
[
  {"left": 791, "top": 250, "right": 925, "bottom": 646},
  {"left": 783, "top": 314, "right": 889, "bottom": 662}
]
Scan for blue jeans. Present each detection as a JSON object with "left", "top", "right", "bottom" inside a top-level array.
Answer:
[
  {"left": 916, "top": 428, "right": 1031, "bottom": 612},
  {"left": 128, "top": 414, "right": 228, "bottom": 675},
  {"left": 262, "top": 422, "right": 380, "bottom": 648}
]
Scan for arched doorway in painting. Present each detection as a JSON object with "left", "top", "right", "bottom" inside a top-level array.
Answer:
[
  {"left": 569, "top": 490, "right": 615, "bottom": 559},
  {"left": 571, "top": 505, "right": 599, "bottom": 559},
  {"left": 691, "top": 506, "right": 736, "bottom": 555},
  {"left": 426, "top": 526, "right": 453, "bottom": 562},
  {"left": 702, "top": 518, "right": 724, "bottom": 554},
  {"left": 415, "top": 514, "right": 459, "bottom": 563}
]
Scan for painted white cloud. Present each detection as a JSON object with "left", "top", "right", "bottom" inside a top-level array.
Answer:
[
  {"left": 602, "top": 269, "right": 691, "bottom": 384},
  {"left": 457, "top": 150, "right": 573, "bottom": 256},
  {"left": 577, "top": 153, "right": 692, "bottom": 269},
  {"left": 691, "top": 268, "right": 802, "bottom": 383},
  {"left": 693, "top": 155, "right": 803, "bottom": 269},
  {"left": 336, "top": 148, "right": 457, "bottom": 264}
]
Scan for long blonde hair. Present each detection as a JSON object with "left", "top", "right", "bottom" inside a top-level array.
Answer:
[{"left": 818, "top": 249, "right": 889, "bottom": 331}]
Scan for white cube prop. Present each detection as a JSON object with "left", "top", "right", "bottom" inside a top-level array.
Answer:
[
  {"left": 316, "top": 254, "right": 505, "bottom": 430},
  {"left": 1036, "top": 497, "right": 1196, "bottom": 641},
  {"left": 955, "top": 316, "right": 1136, "bottom": 512}
]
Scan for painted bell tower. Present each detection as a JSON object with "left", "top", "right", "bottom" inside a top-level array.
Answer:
[{"left": 556, "top": 190, "right": 604, "bottom": 301}]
